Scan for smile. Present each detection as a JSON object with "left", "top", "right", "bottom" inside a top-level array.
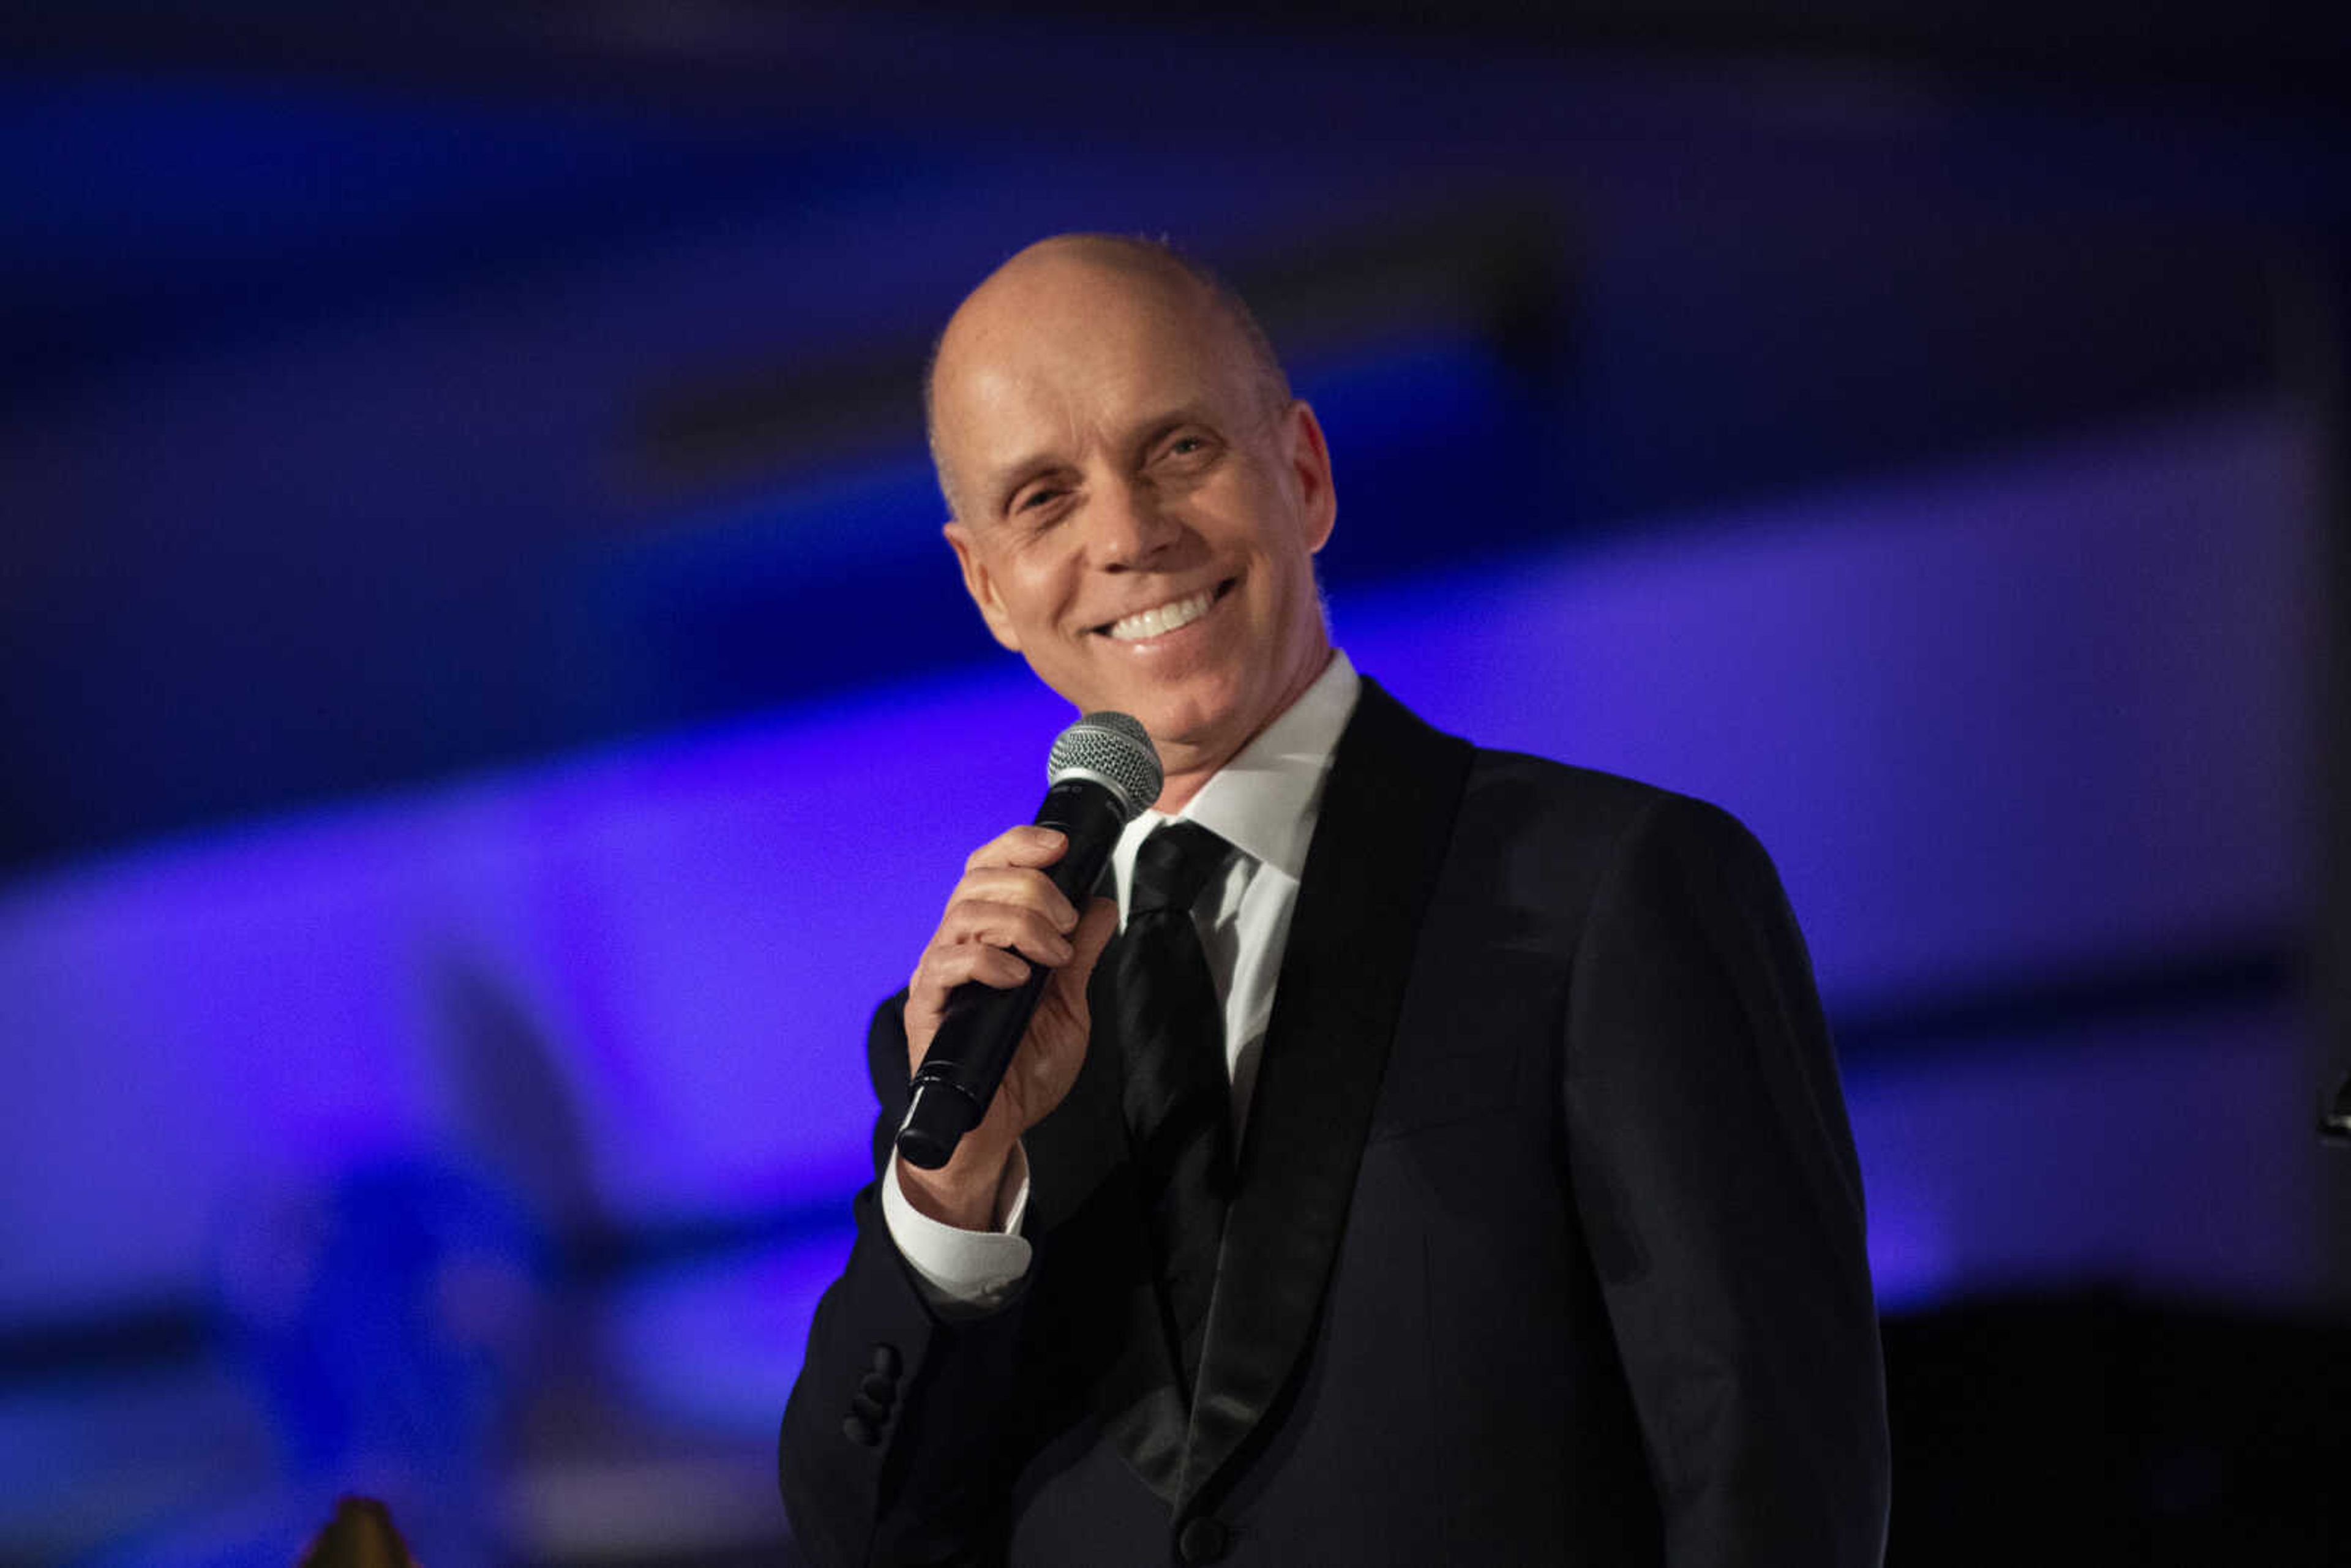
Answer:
[{"left": 1098, "top": 581, "right": 1232, "bottom": 642}]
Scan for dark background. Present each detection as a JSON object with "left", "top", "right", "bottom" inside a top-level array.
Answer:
[{"left": 2, "top": 3, "right": 2347, "bottom": 1562}]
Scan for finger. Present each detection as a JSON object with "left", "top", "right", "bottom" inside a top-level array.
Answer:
[
  {"left": 1067, "top": 895, "right": 1118, "bottom": 974},
  {"left": 934, "top": 899, "right": 1076, "bottom": 967},
  {"left": 964, "top": 824, "right": 1070, "bottom": 874},
  {"left": 948, "top": 866, "right": 1081, "bottom": 932},
  {"left": 912, "top": 940, "right": 1033, "bottom": 1005},
  {"left": 1043, "top": 898, "right": 1120, "bottom": 1010}
]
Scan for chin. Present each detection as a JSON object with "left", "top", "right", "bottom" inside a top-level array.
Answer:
[
  {"left": 1054, "top": 648, "right": 1265, "bottom": 754},
  {"left": 1130, "top": 686, "right": 1255, "bottom": 758}
]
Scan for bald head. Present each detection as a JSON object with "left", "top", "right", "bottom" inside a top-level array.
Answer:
[
  {"left": 924, "top": 234, "right": 1291, "bottom": 515},
  {"left": 924, "top": 230, "right": 1338, "bottom": 805}
]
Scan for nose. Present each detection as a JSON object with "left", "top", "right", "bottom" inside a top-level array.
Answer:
[{"left": 1082, "top": 474, "right": 1183, "bottom": 571}]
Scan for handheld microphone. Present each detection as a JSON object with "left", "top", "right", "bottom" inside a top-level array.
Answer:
[{"left": 895, "top": 712, "right": 1162, "bottom": 1171}]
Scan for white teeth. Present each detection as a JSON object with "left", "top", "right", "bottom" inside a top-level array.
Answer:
[{"left": 1106, "top": 588, "right": 1217, "bottom": 642}]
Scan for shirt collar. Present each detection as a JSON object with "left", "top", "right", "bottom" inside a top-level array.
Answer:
[{"left": 1123, "top": 648, "right": 1360, "bottom": 883}]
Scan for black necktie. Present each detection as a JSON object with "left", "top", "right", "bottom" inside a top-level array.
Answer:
[{"left": 1114, "top": 820, "right": 1234, "bottom": 1397}]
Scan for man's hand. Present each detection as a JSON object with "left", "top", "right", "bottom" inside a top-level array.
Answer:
[{"left": 898, "top": 824, "right": 1119, "bottom": 1231}]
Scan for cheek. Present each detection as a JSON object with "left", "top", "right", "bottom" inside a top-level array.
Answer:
[{"left": 998, "top": 547, "right": 1076, "bottom": 618}]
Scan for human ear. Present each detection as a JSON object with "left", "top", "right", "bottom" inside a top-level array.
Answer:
[
  {"left": 943, "top": 520, "right": 1025, "bottom": 651},
  {"left": 1282, "top": 401, "right": 1338, "bottom": 553}
]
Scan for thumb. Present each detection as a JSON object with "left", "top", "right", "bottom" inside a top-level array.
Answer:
[{"left": 1058, "top": 896, "right": 1119, "bottom": 993}]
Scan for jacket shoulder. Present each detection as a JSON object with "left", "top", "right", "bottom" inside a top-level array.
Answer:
[{"left": 1462, "top": 746, "right": 1767, "bottom": 857}]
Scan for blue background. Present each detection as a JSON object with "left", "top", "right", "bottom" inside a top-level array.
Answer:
[{"left": 2, "top": 7, "right": 2347, "bottom": 1562}]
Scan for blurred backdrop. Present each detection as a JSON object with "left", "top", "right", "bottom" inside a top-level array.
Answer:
[{"left": 4, "top": 4, "right": 2350, "bottom": 1564}]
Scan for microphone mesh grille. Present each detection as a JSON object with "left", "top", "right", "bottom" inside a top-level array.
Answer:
[{"left": 1047, "top": 712, "right": 1163, "bottom": 822}]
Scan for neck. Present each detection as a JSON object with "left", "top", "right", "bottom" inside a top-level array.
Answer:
[
  {"left": 1152, "top": 765, "right": 1217, "bottom": 817},
  {"left": 1147, "top": 644, "right": 1333, "bottom": 815}
]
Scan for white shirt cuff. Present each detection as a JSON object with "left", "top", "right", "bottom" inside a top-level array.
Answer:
[{"left": 880, "top": 1141, "right": 1034, "bottom": 1316}]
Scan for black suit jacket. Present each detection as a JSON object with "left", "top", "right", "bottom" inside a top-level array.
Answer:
[{"left": 780, "top": 680, "right": 1889, "bottom": 1566}]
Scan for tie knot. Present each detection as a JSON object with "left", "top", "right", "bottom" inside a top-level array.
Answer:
[{"left": 1130, "top": 821, "right": 1231, "bottom": 918}]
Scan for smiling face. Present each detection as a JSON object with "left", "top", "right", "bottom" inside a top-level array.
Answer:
[{"left": 932, "top": 239, "right": 1337, "bottom": 808}]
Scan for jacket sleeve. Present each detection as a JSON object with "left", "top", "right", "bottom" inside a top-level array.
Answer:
[
  {"left": 778, "top": 995, "right": 1029, "bottom": 1568},
  {"left": 1562, "top": 795, "right": 1891, "bottom": 1566}
]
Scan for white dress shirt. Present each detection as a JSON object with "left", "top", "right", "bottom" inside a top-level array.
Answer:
[{"left": 881, "top": 651, "right": 1363, "bottom": 1312}]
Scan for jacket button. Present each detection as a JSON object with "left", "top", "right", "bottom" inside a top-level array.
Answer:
[
  {"left": 841, "top": 1413, "right": 880, "bottom": 1447},
  {"left": 1176, "top": 1515, "right": 1229, "bottom": 1564},
  {"left": 859, "top": 1372, "right": 898, "bottom": 1406},
  {"left": 869, "top": 1342, "right": 902, "bottom": 1377}
]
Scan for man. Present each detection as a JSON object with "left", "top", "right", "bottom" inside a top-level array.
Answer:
[{"left": 779, "top": 234, "right": 1889, "bottom": 1566}]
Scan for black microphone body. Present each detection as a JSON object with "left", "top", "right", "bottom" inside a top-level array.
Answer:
[{"left": 896, "top": 715, "right": 1160, "bottom": 1170}]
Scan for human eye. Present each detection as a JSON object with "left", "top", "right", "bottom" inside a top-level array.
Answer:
[
  {"left": 1007, "top": 476, "right": 1075, "bottom": 525},
  {"left": 1155, "top": 428, "right": 1220, "bottom": 466}
]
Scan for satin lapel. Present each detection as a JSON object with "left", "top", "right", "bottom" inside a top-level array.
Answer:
[
  {"left": 1174, "top": 680, "right": 1473, "bottom": 1512},
  {"left": 1024, "top": 942, "right": 1190, "bottom": 1502}
]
